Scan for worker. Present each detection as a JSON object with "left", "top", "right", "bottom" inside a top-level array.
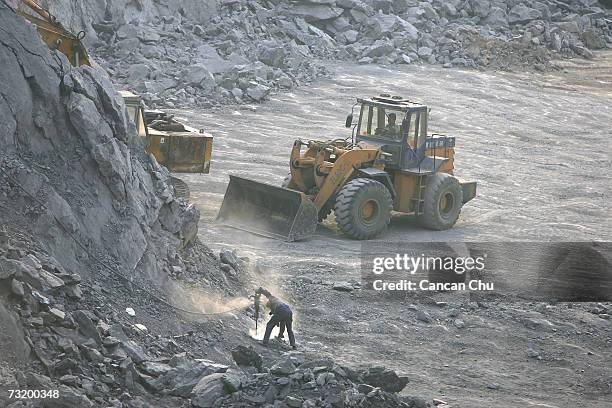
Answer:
[
  {"left": 383, "top": 113, "right": 402, "bottom": 140},
  {"left": 255, "top": 287, "right": 296, "bottom": 349}
]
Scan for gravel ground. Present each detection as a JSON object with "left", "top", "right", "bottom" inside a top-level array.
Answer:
[{"left": 174, "top": 53, "right": 612, "bottom": 408}]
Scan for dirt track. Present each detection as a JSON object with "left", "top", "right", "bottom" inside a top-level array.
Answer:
[{"left": 176, "top": 53, "right": 612, "bottom": 408}]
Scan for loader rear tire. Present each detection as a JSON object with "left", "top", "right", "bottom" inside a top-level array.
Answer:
[
  {"left": 334, "top": 178, "right": 392, "bottom": 240},
  {"left": 420, "top": 173, "right": 463, "bottom": 231}
]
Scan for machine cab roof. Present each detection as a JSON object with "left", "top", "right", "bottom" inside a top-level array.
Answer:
[
  {"left": 355, "top": 94, "right": 429, "bottom": 159},
  {"left": 357, "top": 94, "right": 428, "bottom": 112}
]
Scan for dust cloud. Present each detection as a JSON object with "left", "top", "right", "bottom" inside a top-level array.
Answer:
[{"left": 166, "top": 283, "right": 251, "bottom": 319}]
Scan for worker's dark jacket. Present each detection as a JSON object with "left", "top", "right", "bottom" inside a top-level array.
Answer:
[{"left": 268, "top": 296, "right": 292, "bottom": 318}]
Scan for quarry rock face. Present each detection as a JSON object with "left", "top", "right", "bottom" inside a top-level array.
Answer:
[{"left": 0, "top": 2, "right": 197, "bottom": 279}]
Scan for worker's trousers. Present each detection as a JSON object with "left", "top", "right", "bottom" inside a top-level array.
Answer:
[{"left": 263, "top": 311, "right": 295, "bottom": 347}]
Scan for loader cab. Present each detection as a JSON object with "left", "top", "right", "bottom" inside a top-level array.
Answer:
[{"left": 355, "top": 95, "right": 428, "bottom": 170}]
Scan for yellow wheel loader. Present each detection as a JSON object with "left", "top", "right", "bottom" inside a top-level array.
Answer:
[
  {"left": 15, "top": 0, "right": 213, "bottom": 201},
  {"left": 120, "top": 91, "right": 213, "bottom": 200},
  {"left": 217, "top": 94, "right": 477, "bottom": 241}
]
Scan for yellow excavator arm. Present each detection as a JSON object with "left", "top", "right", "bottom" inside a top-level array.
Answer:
[{"left": 16, "top": 0, "right": 90, "bottom": 67}]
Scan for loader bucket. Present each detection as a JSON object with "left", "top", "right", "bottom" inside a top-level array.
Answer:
[{"left": 216, "top": 175, "right": 318, "bottom": 242}]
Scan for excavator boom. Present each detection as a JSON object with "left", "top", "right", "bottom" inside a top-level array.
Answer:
[{"left": 16, "top": 0, "right": 90, "bottom": 66}]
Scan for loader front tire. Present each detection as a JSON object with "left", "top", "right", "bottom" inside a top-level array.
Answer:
[
  {"left": 420, "top": 173, "right": 463, "bottom": 231},
  {"left": 334, "top": 178, "right": 392, "bottom": 240}
]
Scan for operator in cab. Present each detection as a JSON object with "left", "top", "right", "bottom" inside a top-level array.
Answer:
[{"left": 383, "top": 113, "right": 402, "bottom": 140}]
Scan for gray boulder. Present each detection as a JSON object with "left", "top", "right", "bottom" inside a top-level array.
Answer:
[
  {"left": 441, "top": 3, "right": 458, "bottom": 18},
  {"left": 362, "top": 366, "right": 409, "bottom": 393},
  {"left": 182, "top": 64, "right": 215, "bottom": 93},
  {"left": 140, "top": 361, "right": 173, "bottom": 377},
  {"left": 192, "top": 373, "right": 227, "bottom": 408},
  {"left": 270, "top": 357, "right": 297, "bottom": 376},
  {"left": 533, "top": 1, "right": 551, "bottom": 21},
  {"left": 222, "top": 368, "right": 246, "bottom": 393},
  {"left": 127, "top": 63, "right": 150, "bottom": 82},
  {"left": 570, "top": 43, "right": 595, "bottom": 59},
  {"left": 154, "top": 359, "right": 228, "bottom": 397},
  {"left": 219, "top": 249, "right": 241, "bottom": 270},
  {"left": 232, "top": 345, "right": 263, "bottom": 369},
  {"left": 196, "top": 44, "right": 232, "bottom": 74},
  {"left": 554, "top": 21, "right": 580, "bottom": 34},
  {"left": 372, "top": 0, "right": 394, "bottom": 13},
  {"left": 343, "top": 29, "right": 359, "bottom": 43},
  {"left": 337, "top": 0, "right": 373, "bottom": 13},
  {"left": 364, "top": 40, "right": 395, "bottom": 57},
  {"left": 508, "top": 4, "right": 542, "bottom": 24},
  {"left": 583, "top": 29, "right": 607, "bottom": 49},
  {"left": 391, "top": 0, "right": 416, "bottom": 14},
  {"left": 120, "top": 340, "right": 149, "bottom": 364},
  {"left": 288, "top": 4, "right": 344, "bottom": 22},
  {"left": 484, "top": 7, "right": 508, "bottom": 29},
  {"left": 72, "top": 310, "right": 103, "bottom": 346},
  {"left": 0, "top": 258, "right": 21, "bottom": 280},
  {"left": 396, "top": 17, "right": 419, "bottom": 42},
  {"left": 470, "top": 0, "right": 491, "bottom": 18},
  {"left": 246, "top": 84, "right": 270, "bottom": 102},
  {"left": 330, "top": 16, "right": 351, "bottom": 32},
  {"left": 420, "top": 2, "right": 439, "bottom": 20},
  {"left": 367, "top": 14, "right": 398, "bottom": 36},
  {"left": 416, "top": 309, "right": 432, "bottom": 322},
  {"left": 116, "top": 24, "right": 138, "bottom": 40},
  {"left": 417, "top": 46, "right": 433, "bottom": 58},
  {"left": 366, "top": 14, "right": 418, "bottom": 41},
  {"left": 259, "top": 46, "right": 287, "bottom": 68}
]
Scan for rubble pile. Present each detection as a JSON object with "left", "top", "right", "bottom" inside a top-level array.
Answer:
[
  {"left": 91, "top": 4, "right": 332, "bottom": 108},
  {"left": 68, "top": 0, "right": 612, "bottom": 107},
  {"left": 191, "top": 350, "right": 420, "bottom": 408},
  {"left": 0, "top": 249, "right": 419, "bottom": 408}
]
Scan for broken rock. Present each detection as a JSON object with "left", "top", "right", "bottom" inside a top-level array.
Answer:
[
  {"left": 508, "top": 4, "right": 542, "bottom": 25},
  {"left": 140, "top": 361, "right": 173, "bottom": 377},
  {"left": 270, "top": 357, "right": 297, "bottom": 376},
  {"left": 72, "top": 310, "right": 103, "bottom": 346},
  {"left": 11, "top": 278, "right": 25, "bottom": 297},
  {"left": 222, "top": 368, "right": 246, "bottom": 393},
  {"left": 246, "top": 84, "right": 270, "bottom": 102},
  {"left": 362, "top": 367, "right": 409, "bottom": 393},
  {"left": 289, "top": 4, "right": 344, "bottom": 22},
  {"left": 192, "top": 373, "right": 227, "bottom": 408},
  {"left": 183, "top": 64, "right": 216, "bottom": 93},
  {"left": 232, "top": 345, "right": 263, "bottom": 370}
]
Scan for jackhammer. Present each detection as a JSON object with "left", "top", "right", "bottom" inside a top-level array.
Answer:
[
  {"left": 253, "top": 291, "right": 261, "bottom": 333},
  {"left": 251, "top": 287, "right": 272, "bottom": 335}
]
